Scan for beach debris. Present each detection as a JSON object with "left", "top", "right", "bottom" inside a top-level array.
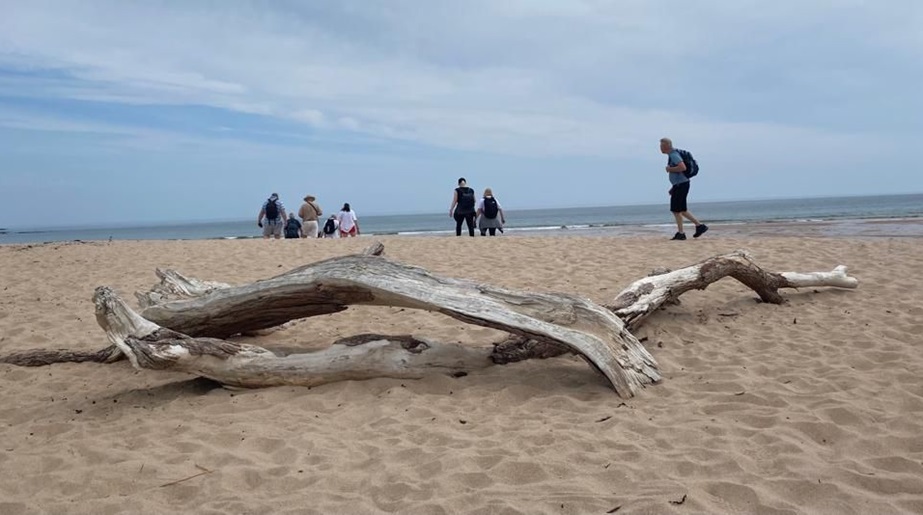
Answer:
[
  {"left": 608, "top": 250, "right": 857, "bottom": 330},
  {"left": 606, "top": 506, "right": 622, "bottom": 513},
  {"left": 0, "top": 242, "right": 860, "bottom": 400},
  {"left": 159, "top": 464, "right": 213, "bottom": 488},
  {"left": 669, "top": 494, "right": 687, "bottom": 505}
]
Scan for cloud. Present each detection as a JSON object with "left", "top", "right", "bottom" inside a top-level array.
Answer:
[
  {"left": 0, "top": 0, "right": 920, "bottom": 226},
  {"left": 2, "top": 1, "right": 918, "bottom": 156}
]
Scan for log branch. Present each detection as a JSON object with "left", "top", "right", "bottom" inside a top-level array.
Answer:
[
  {"left": 94, "top": 287, "right": 611, "bottom": 389},
  {"left": 131, "top": 254, "right": 658, "bottom": 397},
  {"left": 608, "top": 250, "right": 858, "bottom": 330},
  {"left": 0, "top": 345, "right": 123, "bottom": 367}
]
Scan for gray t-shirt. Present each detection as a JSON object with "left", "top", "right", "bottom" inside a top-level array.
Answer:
[{"left": 667, "top": 150, "right": 690, "bottom": 186}]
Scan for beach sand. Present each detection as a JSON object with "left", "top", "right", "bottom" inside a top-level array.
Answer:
[{"left": 1, "top": 235, "right": 922, "bottom": 514}]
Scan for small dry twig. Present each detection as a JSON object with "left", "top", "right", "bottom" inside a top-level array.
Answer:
[{"left": 159, "top": 464, "right": 213, "bottom": 488}]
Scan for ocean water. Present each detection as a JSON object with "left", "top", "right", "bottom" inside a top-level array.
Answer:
[{"left": 2, "top": 193, "right": 922, "bottom": 244}]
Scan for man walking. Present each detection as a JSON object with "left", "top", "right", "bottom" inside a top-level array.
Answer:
[
  {"left": 257, "top": 193, "right": 286, "bottom": 239},
  {"left": 298, "top": 194, "right": 323, "bottom": 238},
  {"left": 661, "top": 137, "right": 708, "bottom": 240}
]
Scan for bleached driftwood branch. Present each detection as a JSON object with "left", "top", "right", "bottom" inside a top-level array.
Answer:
[
  {"left": 608, "top": 250, "right": 858, "bottom": 329},
  {"left": 492, "top": 250, "right": 858, "bottom": 361},
  {"left": 94, "top": 286, "right": 649, "bottom": 395}
]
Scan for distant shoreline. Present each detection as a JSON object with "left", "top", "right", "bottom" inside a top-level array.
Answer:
[
  {"left": 2, "top": 216, "right": 923, "bottom": 246},
  {"left": 3, "top": 193, "right": 922, "bottom": 244}
]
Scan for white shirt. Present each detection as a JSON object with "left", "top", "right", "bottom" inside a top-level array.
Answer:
[{"left": 337, "top": 210, "right": 358, "bottom": 232}]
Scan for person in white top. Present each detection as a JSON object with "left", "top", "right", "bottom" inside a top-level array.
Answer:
[
  {"left": 476, "top": 188, "right": 506, "bottom": 236},
  {"left": 336, "top": 203, "right": 360, "bottom": 237}
]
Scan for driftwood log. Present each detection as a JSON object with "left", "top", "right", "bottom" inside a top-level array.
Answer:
[
  {"left": 101, "top": 252, "right": 660, "bottom": 397},
  {"left": 0, "top": 244, "right": 858, "bottom": 398}
]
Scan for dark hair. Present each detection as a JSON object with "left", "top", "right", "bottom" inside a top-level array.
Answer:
[
  {"left": 342, "top": 203, "right": 351, "bottom": 212},
  {"left": 457, "top": 177, "right": 466, "bottom": 185}
]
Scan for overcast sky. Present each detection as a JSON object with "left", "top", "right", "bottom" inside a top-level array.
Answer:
[{"left": 1, "top": 1, "right": 920, "bottom": 228}]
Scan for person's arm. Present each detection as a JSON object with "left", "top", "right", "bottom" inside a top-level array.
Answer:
[
  {"left": 449, "top": 191, "right": 458, "bottom": 218},
  {"left": 314, "top": 202, "right": 323, "bottom": 217},
  {"left": 499, "top": 208, "right": 506, "bottom": 225},
  {"left": 666, "top": 153, "right": 687, "bottom": 173},
  {"left": 257, "top": 206, "right": 265, "bottom": 227},
  {"left": 298, "top": 204, "right": 306, "bottom": 220},
  {"left": 353, "top": 213, "right": 360, "bottom": 235}
]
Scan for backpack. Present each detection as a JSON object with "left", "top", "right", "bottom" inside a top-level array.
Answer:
[
  {"left": 265, "top": 199, "right": 280, "bottom": 220},
  {"left": 323, "top": 218, "right": 337, "bottom": 235},
  {"left": 676, "top": 149, "right": 699, "bottom": 178},
  {"left": 458, "top": 187, "right": 476, "bottom": 211},
  {"left": 284, "top": 218, "right": 301, "bottom": 238},
  {"left": 483, "top": 197, "right": 499, "bottom": 219}
]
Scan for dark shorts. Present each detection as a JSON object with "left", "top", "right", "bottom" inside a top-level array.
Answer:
[{"left": 670, "top": 181, "right": 690, "bottom": 213}]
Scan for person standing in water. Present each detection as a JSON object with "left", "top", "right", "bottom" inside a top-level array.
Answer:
[{"left": 449, "top": 177, "right": 477, "bottom": 237}]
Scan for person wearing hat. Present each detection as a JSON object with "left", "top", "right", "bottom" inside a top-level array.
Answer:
[
  {"left": 298, "top": 194, "right": 324, "bottom": 238},
  {"left": 257, "top": 193, "right": 287, "bottom": 239}
]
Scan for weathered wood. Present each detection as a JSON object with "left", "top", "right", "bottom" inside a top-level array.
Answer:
[
  {"left": 608, "top": 250, "right": 858, "bottom": 330},
  {"left": 0, "top": 245, "right": 859, "bottom": 399},
  {"left": 131, "top": 254, "right": 659, "bottom": 397},
  {"left": 136, "top": 268, "right": 231, "bottom": 309},
  {"left": 0, "top": 345, "right": 123, "bottom": 367},
  {"left": 95, "top": 287, "right": 605, "bottom": 389},
  {"left": 135, "top": 242, "right": 384, "bottom": 308},
  {"left": 496, "top": 251, "right": 859, "bottom": 361},
  {"left": 359, "top": 241, "right": 386, "bottom": 257}
]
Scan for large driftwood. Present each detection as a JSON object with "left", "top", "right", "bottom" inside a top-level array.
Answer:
[
  {"left": 0, "top": 244, "right": 859, "bottom": 398},
  {"left": 132, "top": 253, "right": 658, "bottom": 397},
  {"left": 96, "top": 287, "right": 647, "bottom": 392}
]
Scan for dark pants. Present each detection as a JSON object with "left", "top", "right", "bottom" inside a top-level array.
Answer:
[
  {"left": 454, "top": 212, "right": 475, "bottom": 236},
  {"left": 480, "top": 228, "right": 497, "bottom": 236}
]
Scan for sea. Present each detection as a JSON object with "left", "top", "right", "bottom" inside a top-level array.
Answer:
[{"left": 2, "top": 193, "right": 922, "bottom": 245}]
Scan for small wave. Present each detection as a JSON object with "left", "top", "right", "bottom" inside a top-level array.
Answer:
[{"left": 396, "top": 229, "right": 456, "bottom": 236}]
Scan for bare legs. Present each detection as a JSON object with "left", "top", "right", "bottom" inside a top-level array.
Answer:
[{"left": 673, "top": 211, "right": 701, "bottom": 234}]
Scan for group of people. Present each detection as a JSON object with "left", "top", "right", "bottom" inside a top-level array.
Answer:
[
  {"left": 449, "top": 177, "right": 507, "bottom": 237},
  {"left": 257, "top": 138, "right": 708, "bottom": 241},
  {"left": 257, "top": 194, "right": 359, "bottom": 239},
  {"left": 446, "top": 137, "right": 708, "bottom": 241}
]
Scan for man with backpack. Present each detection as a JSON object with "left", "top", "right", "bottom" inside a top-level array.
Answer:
[
  {"left": 257, "top": 193, "right": 287, "bottom": 239},
  {"left": 284, "top": 213, "right": 303, "bottom": 239},
  {"left": 661, "top": 138, "right": 708, "bottom": 240}
]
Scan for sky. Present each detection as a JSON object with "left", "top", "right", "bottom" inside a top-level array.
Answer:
[{"left": 1, "top": 0, "right": 921, "bottom": 228}]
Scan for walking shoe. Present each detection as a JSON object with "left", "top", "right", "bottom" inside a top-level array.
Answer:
[
  {"left": 670, "top": 232, "right": 687, "bottom": 240},
  {"left": 693, "top": 224, "right": 709, "bottom": 238}
]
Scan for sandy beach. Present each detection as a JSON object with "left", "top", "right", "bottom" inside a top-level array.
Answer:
[{"left": 1, "top": 235, "right": 922, "bottom": 514}]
